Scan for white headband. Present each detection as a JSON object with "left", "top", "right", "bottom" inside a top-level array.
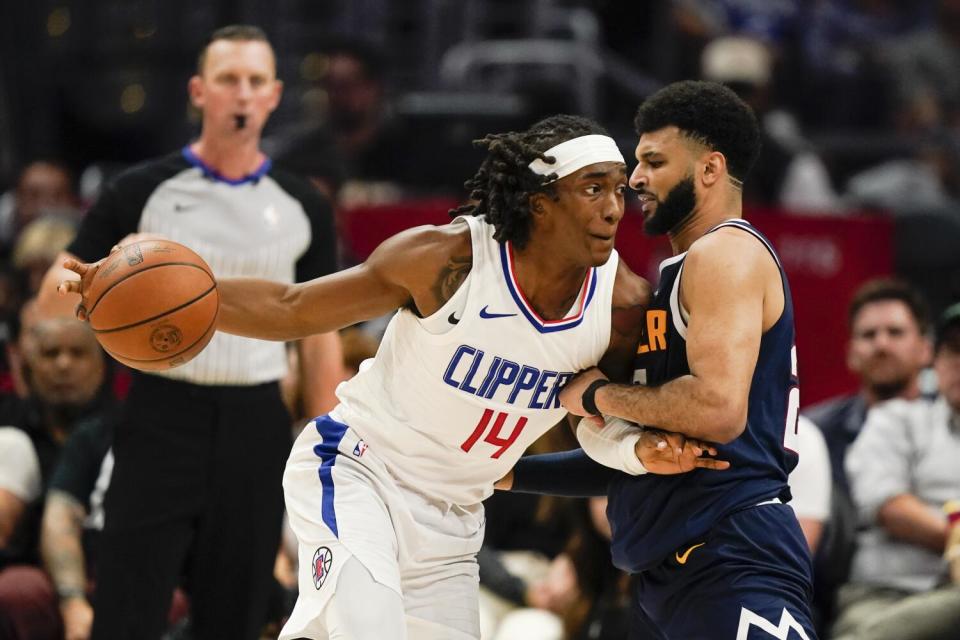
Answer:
[{"left": 528, "top": 134, "right": 625, "bottom": 183}]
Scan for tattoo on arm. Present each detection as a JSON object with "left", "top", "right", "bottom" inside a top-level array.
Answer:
[
  {"left": 431, "top": 254, "right": 472, "bottom": 307},
  {"left": 41, "top": 490, "right": 88, "bottom": 593}
]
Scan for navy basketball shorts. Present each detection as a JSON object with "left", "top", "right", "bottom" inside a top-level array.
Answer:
[{"left": 631, "top": 502, "right": 817, "bottom": 640}]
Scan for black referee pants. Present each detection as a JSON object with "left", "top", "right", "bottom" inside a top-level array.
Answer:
[{"left": 91, "top": 373, "right": 292, "bottom": 640}]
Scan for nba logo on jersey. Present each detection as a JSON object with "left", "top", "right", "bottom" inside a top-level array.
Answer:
[
  {"left": 352, "top": 440, "right": 368, "bottom": 458},
  {"left": 312, "top": 546, "right": 333, "bottom": 590}
]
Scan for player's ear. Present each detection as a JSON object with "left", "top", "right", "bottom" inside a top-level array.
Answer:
[
  {"left": 529, "top": 193, "right": 547, "bottom": 218},
  {"left": 701, "top": 151, "right": 725, "bottom": 187}
]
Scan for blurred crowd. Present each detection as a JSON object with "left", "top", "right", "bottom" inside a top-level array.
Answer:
[{"left": 1, "top": 1, "right": 959, "bottom": 639}]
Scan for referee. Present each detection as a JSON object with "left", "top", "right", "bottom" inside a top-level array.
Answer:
[{"left": 38, "top": 25, "right": 344, "bottom": 640}]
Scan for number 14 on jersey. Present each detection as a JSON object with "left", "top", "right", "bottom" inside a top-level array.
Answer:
[{"left": 461, "top": 409, "right": 528, "bottom": 459}]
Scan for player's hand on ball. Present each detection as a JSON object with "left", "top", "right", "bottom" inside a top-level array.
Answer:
[
  {"left": 57, "top": 256, "right": 106, "bottom": 321},
  {"left": 636, "top": 429, "right": 729, "bottom": 474}
]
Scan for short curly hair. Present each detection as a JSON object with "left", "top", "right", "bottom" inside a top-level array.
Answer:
[
  {"left": 451, "top": 114, "right": 609, "bottom": 249},
  {"left": 634, "top": 80, "right": 760, "bottom": 183}
]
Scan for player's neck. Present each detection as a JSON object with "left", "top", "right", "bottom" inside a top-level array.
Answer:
[
  {"left": 190, "top": 137, "right": 265, "bottom": 180},
  {"left": 511, "top": 242, "right": 590, "bottom": 320},
  {"left": 668, "top": 188, "right": 742, "bottom": 254}
]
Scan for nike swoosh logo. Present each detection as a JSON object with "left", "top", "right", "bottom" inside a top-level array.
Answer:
[
  {"left": 448, "top": 312, "right": 460, "bottom": 325},
  {"left": 479, "top": 305, "right": 517, "bottom": 319},
  {"left": 675, "top": 542, "right": 705, "bottom": 565}
]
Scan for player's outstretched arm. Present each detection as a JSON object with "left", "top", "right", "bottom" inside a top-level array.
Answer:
[
  {"left": 576, "top": 416, "right": 729, "bottom": 475},
  {"left": 561, "top": 230, "right": 777, "bottom": 444},
  {"left": 54, "top": 224, "right": 473, "bottom": 342},
  {"left": 216, "top": 223, "right": 473, "bottom": 341}
]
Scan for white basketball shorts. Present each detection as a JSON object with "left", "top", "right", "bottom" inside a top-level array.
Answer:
[{"left": 279, "top": 412, "right": 485, "bottom": 639}]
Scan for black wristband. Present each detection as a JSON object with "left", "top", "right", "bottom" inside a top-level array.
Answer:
[{"left": 581, "top": 379, "right": 610, "bottom": 415}]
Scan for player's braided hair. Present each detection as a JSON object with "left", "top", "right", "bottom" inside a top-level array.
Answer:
[{"left": 450, "top": 114, "right": 609, "bottom": 249}]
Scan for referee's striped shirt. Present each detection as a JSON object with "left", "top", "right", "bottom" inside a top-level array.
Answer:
[{"left": 68, "top": 147, "right": 337, "bottom": 386}]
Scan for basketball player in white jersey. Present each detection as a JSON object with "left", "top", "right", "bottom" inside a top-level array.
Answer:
[{"left": 60, "top": 115, "right": 727, "bottom": 639}]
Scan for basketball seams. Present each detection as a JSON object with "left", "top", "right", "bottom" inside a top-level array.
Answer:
[
  {"left": 87, "top": 239, "right": 219, "bottom": 370},
  {"left": 91, "top": 284, "right": 217, "bottom": 334},
  {"left": 101, "top": 294, "right": 220, "bottom": 366},
  {"left": 87, "top": 261, "right": 214, "bottom": 319}
]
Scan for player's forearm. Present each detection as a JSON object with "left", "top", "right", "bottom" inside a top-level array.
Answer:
[
  {"left": 219, "top": 268, "right": 405, "bottom": 341},
  {"left": 878, "top": 494, "right": 948, "bottom": 553},
  {"left": 36, "top": 252, "right": 82, "bottom": 319},
  {"left": 594, "top": 376, "right": 746, "bottom": 444},
  {"left": 511, "top": 449, "right": 616, "bottom": 497},
  {"left": 40, "top": 492, "right": 87, "bottom": 593},
  {"left": 217, "top": 278, "right": 351, "bottom": 341}
]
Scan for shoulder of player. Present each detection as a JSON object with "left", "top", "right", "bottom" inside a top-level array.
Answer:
[
  {"left": 684, "top": 226, "right": 773, "bottom": 288},
  {"left": 367, "top": 222, "right": 472, "bottom": 283}
]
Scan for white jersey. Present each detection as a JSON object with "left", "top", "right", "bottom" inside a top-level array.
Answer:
[{"left": 332, "top": 215, "right": 617, "bottom": 506}]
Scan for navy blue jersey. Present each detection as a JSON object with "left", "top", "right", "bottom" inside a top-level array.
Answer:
[{"left": 608, "top": 219, "right": 801, "bottom": 573}]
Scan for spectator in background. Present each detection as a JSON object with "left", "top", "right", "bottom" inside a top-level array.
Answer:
[
  {"left": 804, "top": 278, "right": 933, "bottom": 632},
  {"left": 0, "top": 161, "right": 79, "bottom": 257},
  {"left": 806, "top": 279, "right": 932, "bottom": 495},
  {"left": 40, "top": 411, "right": 114, "bottom": 640},
  {"left": 700, "top": 35, "right": 840, "bottom": 212},
  {"left": 12, "top": 215, "right": 78, "bottom": 296},
  {"left": 0, "top": 316, "right": 112, "bottom": 640},
  {"left": 4, "top": 299, "right": 41, "bottom": 401},
  {"left": 0, "top": 268, "right": 28, "bottom": 397},
  {"left": 946, "top": 500, "right": 960, "bottom": 587},
  {"left": 833, "top": 301, "right": 960, "bottom": 640},
  {"left": 276, "top": 40, "right": 413, "bottom": 207},
  {"left": 478, "top": 493, "right": 576, "bottom": 640},
  {"left": 788, "top": 415, "right": 832, "bottom": 554},
  {"left": 882, "top": 0, "right": 960, "bottom": 133},
  {"left": 490, "top": 497, "right": 630, "bottom": 640},
  {"left": 478, "top": 426, "right": 582, "bottom": 640},
  {"left": 843, "top": 132, "right": 960, "bottom": 215},
  {"left": 795, "top": 0, "right": 927, "bottom": 131},
  {"left": 670, "top": 0, "right": 801, "bottom": 81}
]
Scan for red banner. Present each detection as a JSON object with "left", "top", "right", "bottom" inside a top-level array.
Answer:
[{"left": 342, "top": 203, "right": 893, "bottom": 406}]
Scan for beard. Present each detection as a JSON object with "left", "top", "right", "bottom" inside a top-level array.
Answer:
[
  {"left": 869, "top": 378, "right": 910, "bottom": 401},
  {"left": 643, "top": 174, "right": 697, "bottom": 236}
]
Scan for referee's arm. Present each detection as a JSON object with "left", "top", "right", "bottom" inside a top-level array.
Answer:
[
  {"left": 37, "top": 250, "right": 83, "bottom": 319},
  {"left": 299, "top": 331, "right": 345, "bottom": 418}
]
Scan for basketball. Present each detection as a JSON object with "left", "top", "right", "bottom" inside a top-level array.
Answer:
[{"left": 84, "top": 239, "right": 219, "bottom": 371}]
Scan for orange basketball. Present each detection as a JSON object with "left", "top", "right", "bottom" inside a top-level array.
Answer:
[{"left": 84, "top": 239, "right": 219, "bottom": 371}]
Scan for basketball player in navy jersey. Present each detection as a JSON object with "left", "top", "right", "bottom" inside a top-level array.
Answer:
[
  {"left": 507, "top": 81, "right": 816, "bottom": 639},
  {"left": 60, "top": 115, "right": 728, "bottom": 640}
]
